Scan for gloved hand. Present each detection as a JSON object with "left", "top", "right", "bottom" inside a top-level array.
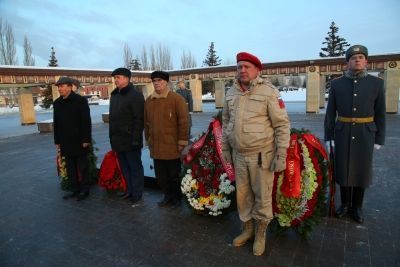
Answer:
[
  {"left": 270, "top": 153, "right": 287, "bottom": 172},
  {"left": 325, "top": 140, "right": 335, "bottom": 154},
  {"left": 374, "top": 144, "right": 381, "bottom": 150},
  {"left": 222, "top": 149, "right": 232, "bottom": 164}
]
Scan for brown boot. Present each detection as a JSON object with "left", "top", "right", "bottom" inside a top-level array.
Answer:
[
  {"left": 253, "top": 220, "right": 268, "bottom": 256},
  {"left": 232, "top": 220, "right": 254, "bottom": 247}
]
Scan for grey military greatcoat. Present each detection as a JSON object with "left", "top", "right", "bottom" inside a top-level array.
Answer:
[{"left": 324, "top": 74, "right": 386, "bottom": 188}]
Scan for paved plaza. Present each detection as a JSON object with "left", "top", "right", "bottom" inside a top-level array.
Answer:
[{"left": 0, "top": 112, "right": 399, "bottom": 267}]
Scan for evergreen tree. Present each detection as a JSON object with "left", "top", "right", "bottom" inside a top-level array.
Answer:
[
  {"left": 41, "top": 85, "right": 53, "bottom": 109},
  {"left": 44, "top": 47, "right": 58, "bottom": 108},
  {"left": 48, "top": 46, "right": 58, "bottom": 67},
  {"left": 319, "top": 21, "right": 350, "bottom": 57},
  {"left": 203, "top": 42, "right": 221, "bottom": 66},
  {"left": 130, "top": 57, "right": 141, "bottom": 70}
]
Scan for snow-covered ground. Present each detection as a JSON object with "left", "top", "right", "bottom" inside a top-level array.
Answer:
[{"left": 279, "top": 88, "right": 306, "bottom": 102}]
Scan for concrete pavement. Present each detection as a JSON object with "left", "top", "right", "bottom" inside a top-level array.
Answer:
[{"left": 0, "top": 112, "right": 399, "bottom": 266}]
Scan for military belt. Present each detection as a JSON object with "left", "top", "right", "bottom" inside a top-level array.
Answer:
[{"left": 337, "top": 116, "right": 374, "bottom": 123}]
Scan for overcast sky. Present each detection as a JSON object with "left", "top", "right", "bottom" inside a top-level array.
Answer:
[{"left": 1, "top": 0, "right": 399, "bottom": 70}]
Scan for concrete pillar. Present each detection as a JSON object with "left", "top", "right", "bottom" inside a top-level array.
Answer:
[
  {"left": 189, "top": 74, "right": 203, "bottom": 112},
  {"left": 384, "top": 61, "right": 400, "bottom": 114},
  {"left": 319, "top": 75, "right": 326, "bottom": 109},
  {"left": 18, "top": 88, "right": 36, "bottom": 125},
  {"left": 143, "top": 82, "right": 154, "bottom": 99},
  {"left": 306, "top": 66, "right": 320, "bottom": 113},
  {"left": 214, "top": 80, "right": 225, "bottom": 109},
  {"left": 52, "top": 76, "right": 60, "bottom": 101}
]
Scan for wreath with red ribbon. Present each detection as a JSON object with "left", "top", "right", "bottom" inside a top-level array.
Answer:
[
  {"left": 272, "top": 128, "right": 330, "bottom": 238},
  {"left": 181, "top": 118, "right": 236, "bottom": 216}
]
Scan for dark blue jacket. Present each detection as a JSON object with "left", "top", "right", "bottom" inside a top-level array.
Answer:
[{"left": 109, "top": 83, "right": 144, "bottom": 152}]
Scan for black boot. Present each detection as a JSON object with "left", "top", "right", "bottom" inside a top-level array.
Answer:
[
  {"left": 336, "top": 186, "right": 351, "bottom": 218},
  {"left": 353, "top": 208, "right": 364, "bottom": 223},
  {"left": 336, "top": 205, "right": 350, "bottom": 218},
  {"left": 352, "top": 187, "right": 365, "bottom": 223}
]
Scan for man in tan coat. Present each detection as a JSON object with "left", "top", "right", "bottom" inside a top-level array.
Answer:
[
  {"left": 222, "top": 52, "right": 290, "bottom": 256},
  {"left": 144, "top": 71, "right": 189, "bottom": 208}
]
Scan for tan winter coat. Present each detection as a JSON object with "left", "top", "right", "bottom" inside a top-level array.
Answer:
[
  {"left": 222, "top": 77, "right": 290, "bottom": 155},
  {"left": 144, "top": 88, "right": 189, "bottom": 160}
]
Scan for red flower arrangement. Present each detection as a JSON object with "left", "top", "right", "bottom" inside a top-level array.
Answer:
[{"left": 98, "top": 151, "right": 127, "bottom": 192}]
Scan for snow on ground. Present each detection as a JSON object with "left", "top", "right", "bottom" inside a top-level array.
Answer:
[
  {"left": 98, "top": 99, "right": 110, "bottom": 105},
  {"left": 279, "top": 88, "right": 306, "bottom": 102},
  {"left": 202, "top": 92, "right": 215, "bottom": 100}
]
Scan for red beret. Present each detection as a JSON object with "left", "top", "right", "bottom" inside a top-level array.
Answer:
[{"left": 236, "top": 52, "right": 262, "bottom": 70}]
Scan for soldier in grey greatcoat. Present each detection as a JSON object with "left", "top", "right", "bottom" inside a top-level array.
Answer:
[{"left": 324, "top": 45, "right": 386, "bottom": 223}]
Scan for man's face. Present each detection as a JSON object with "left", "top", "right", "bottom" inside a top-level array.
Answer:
[
  {"left": 347, "top": 54, "right": 368, "bottom": 72},
  {"left": 178, "top": 82, "right": 185, "bottom": 89},
  {"left": 58, "top": 84, "right": 72, "bottom": 98},
  {"left": 237, "top": 61, "right": 260, "bottom": 85},
  {"left": 114, "top": 75, "right": 130, "bottom": 89},
  {"left": 152, "top": 78, "right": 168, "bottom": 94}
]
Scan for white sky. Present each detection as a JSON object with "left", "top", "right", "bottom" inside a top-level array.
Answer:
[{"left": 1, "top": 0, "right": 399, "bottom": 70}]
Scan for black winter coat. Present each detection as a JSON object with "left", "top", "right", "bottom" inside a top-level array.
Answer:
[
  {"left": 53, "top": 92, "right": 92, "bottom": 156},
  {"left": 109, "top": 83, "right": 144, "bottom": 152},
  {"left": 324, "top": 74, "right": 386, "bottom": 188}
]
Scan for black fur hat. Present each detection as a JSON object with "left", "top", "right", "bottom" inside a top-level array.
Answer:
[
  {"left": 111, "top": 67, "right": 131, "bottom": 79},
  {"left": 151, "top": 71, "right": 169, "bottom": 82}
]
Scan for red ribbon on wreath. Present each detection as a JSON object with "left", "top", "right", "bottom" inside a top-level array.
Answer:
[
  {"left": 280, "top": 134, "right": 301, "bottom": 198},
  {"left": 183, "top": 118, "right": 235, "bottom": 182}
]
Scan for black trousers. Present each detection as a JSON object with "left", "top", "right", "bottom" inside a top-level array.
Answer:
[
  {"left": 340, "top": 186, "right": 365, "bottom": 209},
  {"left": 154, "top": 158, "right": 182, "bottom": 201},
  {"left": 65, "top": 153, "right": 89, "bottom": 193}
]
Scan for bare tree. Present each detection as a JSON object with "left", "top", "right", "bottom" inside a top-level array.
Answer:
[
  {"left": 150, "top": 44, "right": 157, "bottom": 70},
  {"left": 180, "top": 50, "right": 197, "bottom": 69},
  {"left": 140, "top": 46, "right": 149, "bottom": 70},
  {"left": 23, "top": 35, "right": 35, "bottom": 66},
  {"left": 157, "top": 43, "right": 173, "bottom": 70},
  {"left": 147, "top": 43, "right": 173, "bottom": 70},
  {"left": 0, "top": 19, "right": 18, "bottom": 65},
  {"left": 223, "top": 58, "right": 234, "bottom": 66},
  {"left": 123, "top": 43, "right": 133, "bottom": 68}
]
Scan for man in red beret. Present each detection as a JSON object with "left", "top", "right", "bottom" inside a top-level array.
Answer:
[{"left": 222, "top": 52, "right": 290, "bottom": 256}]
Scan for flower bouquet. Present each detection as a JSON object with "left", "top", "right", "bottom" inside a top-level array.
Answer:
[
  {"left": 98, "top": 151, "right": 127, "bottom": 192},
  {"left": 56, "top": 140, "right": 99, "bottom": 191},
  {"left": 181, "top": 117, "right": 235, "bottom": 216},
  {"left": 272, "top": 128, "right": 330, "bottom": 238}
]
